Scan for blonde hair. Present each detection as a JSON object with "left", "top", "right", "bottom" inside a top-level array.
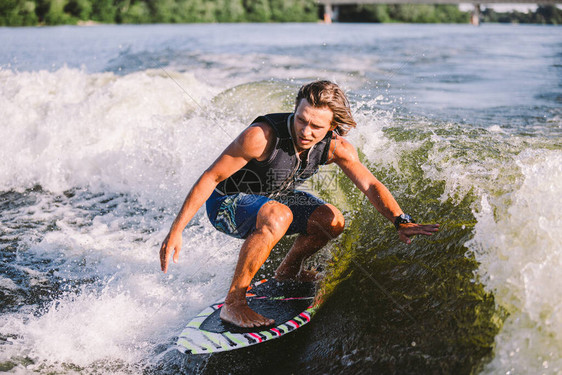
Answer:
[{"left": 295, "top": 80, "right": 356, "bottom": 136}]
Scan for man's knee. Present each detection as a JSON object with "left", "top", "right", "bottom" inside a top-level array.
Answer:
[
  {"left": 257, "top": 201, "right": 293, "bottom": 236},
  {"left": 308, "top": 204, "right": 345, "bottom": 239}
]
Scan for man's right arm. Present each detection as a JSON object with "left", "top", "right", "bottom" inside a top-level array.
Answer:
[{"left": 159, "top": 123, "right": 272, "bottom": 273}]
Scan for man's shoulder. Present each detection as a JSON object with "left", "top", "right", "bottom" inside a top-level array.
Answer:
[
  {"left": 327, "top": 134, "right": 359, "bottom": 165},
  {"left": 242, "top": 122, "right": 273, "bottom": 143},
  {"left": 251, "top": 113, "right": 291, "bottom": 135},
  {"left": 244, "top": 120, "right": 280, "bottom": 162}
]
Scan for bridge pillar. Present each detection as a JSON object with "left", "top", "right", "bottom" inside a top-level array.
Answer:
[
  {"left": 323, "top": 3, "right": 339, "bottom": 23},
  {"left": 324, "top": 3, "right": 333, "bottom": 23},
  {"left": 471, "top": 4, "right": 481, "bottom": 26}
]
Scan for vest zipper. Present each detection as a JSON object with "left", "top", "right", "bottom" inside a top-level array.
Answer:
[
  {"left": 271, "top": 156, "right": 301, "bottom": 198},
  {"left": 271, "top": 114, "right": 314, "bottom": 198}
]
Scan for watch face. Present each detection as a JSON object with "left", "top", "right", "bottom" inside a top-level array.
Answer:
[
  {"left": 401, "top": 214, "right": 412, "bottom": 222},
  {"left": 394, "top": 214, "right": 415, "bottom": 229}
]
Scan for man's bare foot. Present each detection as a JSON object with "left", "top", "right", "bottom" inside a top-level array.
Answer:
[
  {"left": 274, "top": 268, "right": 323, "bottom": 282},
  {"left": 295, "top": 269, "right": 322, "bottom": 282},
  {"left": 220, "top": 301, "right": 274, "bottom": 328}
]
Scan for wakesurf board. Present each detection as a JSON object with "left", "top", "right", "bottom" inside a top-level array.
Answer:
[{"left": 177, "top": 278, "right": 318, "bottom": 354}]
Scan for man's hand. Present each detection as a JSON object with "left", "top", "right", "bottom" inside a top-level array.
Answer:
[
  {"left": 397, "top": 223, "right": 440, "bottom": 245},
  {"left": 160, "top": 231, "right": 182, "bottom": 273}
]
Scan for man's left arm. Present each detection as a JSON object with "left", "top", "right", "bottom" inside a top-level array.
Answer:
[{"left": 332, "top": 137, "right": 439, "bottom": 244}]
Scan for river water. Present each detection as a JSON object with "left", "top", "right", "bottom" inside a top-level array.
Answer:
[{"left": 0, "top": 23, "right": 560, "bottom": 374}]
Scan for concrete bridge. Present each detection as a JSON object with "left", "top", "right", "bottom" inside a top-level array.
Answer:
[{"left": 317, "top": 0, "right": 561, "bottom": 24}]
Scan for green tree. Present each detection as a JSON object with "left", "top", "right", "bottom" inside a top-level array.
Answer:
[
  {"left": 215, "top": 0, "right": 245, "bottom": 22},
  {"left": 0, "top": 0, "right": 38, "bottom": 26},
  {"left": 150, "top": 0, "right": 176, "bottom": 23},
  {"left": 357, "top": 4, "right": 391, "bottom": 23},
  {"left": 535, "top": 5, "right": 562, "bottom": 24},
  {"left": 243, "top": 0, "right": 271, "bottom": 22},
  {"left": 481, "top": 5, "right": 561, "bottom": 24},
  {"left": 269, "top": 0, "right": 317, "bottom": 22},
  {"left": 91, "top": 0, "right": 116, "bottom": 22},
  {"left": 120, "top": 0, "right": 151, "bottom": 23},
  {"left": 44, "top": 0, "right": 75, "bottom": 24},
  {"left": 370, "top": 4, "right": 392, "bottom": 23},
  {"left": 190, "top": 0, "right": 217, "bottom": 23},
  {"left": 340, "top": 3, "right": 468, "bottom": 23},
  {"left": 34, "top": 0, "right": 50, "bottom": 22},
  {"left": 437, "top": 5, "right": 469, "bottom": 23},
  {"left": 63, "top": 0, "right": 91, "bottom": 20},
  {"left": 173, "top": 0, "right": 216, "bottom": 23},
  {"left": 391, "top": 4, "right": 438, "bottom": 23}
]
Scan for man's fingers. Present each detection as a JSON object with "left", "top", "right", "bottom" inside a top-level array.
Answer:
[
  {"left": 398, "top": 223, "right": 440, "bottom": 243},
  {"left": 421, "top": 224, "right": 439, "bottom": 236},
  {"left": 413, "top": 227, "right": 439, "bottom": 236},
  {"left": 160, "top": 233, "right": 182, "bottom": 272},
  {"left": 412, "top": 224, "right": 439, "bottom": 232},
  {"left": 160, "top": 245, "right": 169, "bottom": 273},
  {"left": 399, "top": 233, "right": 412, "bottom": 244},
  {"left": 409, "top": 224, "right": 439, "bottom": 232},
  {"left": 160, "top": 237, "right": 171, "bottom": 273}
]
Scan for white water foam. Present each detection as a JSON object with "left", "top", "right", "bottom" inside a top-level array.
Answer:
[
  {"left": 0, "top": 67, "right": 229, "bottom": 203},
  {"left": 0, "top": 217, "right": 239, "bottom": 372},
  {"left": 0, "top": 67, "right": 253, "bottom": 372},
  {"left": 468, "top": 150, "right": 562, "bottom": 374},
  {"left": 0, "top": 189, "right": 242, "bottom": 372}
]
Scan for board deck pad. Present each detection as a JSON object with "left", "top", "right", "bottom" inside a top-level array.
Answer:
[{"left": 177, "top": 279, "right": 318, "bottom": 354}]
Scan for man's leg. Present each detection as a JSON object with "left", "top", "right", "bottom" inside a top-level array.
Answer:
[
  {"left": 275, "top": 203, "right": 345, "bottom": 281},
  {"left": 220, "top": 201, "right": 293, "bottom": 328}
]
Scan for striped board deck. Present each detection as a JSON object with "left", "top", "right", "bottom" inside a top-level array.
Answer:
[{"left": 177, "top": 278, "right": 318, "bottom": 354}]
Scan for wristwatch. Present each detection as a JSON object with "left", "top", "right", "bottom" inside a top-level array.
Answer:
[{"left": 394, "top": 214, "right": 415, "bottom": 230}]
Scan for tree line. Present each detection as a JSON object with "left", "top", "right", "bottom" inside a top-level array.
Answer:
[
  {"left": 0, "top": 0, "right": 318, "bottom": 25},
  {"left": 337, "top": 4, "right": 469, "bottom": 23},
  {"left": 337, "top": 3, "right": 561, "bottom": 24},
  {"left": 481, "top": 5, "right": 562, "bottom": 24},
  {"left": 1, "top": 0, "right": 560, "bottom": 26}
]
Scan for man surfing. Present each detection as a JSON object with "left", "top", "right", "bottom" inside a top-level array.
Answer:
[{"left": 160, "top": 80, "right": 439, "bottom": 328}]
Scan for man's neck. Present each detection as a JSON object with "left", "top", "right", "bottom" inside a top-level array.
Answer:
[{"left": 289, "top": 116, "right": 308, "bottom": 156}]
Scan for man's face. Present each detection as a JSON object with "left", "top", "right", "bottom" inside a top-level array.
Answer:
[{"left": 293, "top": 99, "right": 334, "bottom": 152}]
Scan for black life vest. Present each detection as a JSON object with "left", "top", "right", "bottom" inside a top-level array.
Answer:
[{"left": 216, "top": 113, "right": 332, "bottom": 197}]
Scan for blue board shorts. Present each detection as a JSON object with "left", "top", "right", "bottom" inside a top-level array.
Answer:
[{"left": 206, "top": 190, "right": 326, "bottom": 239}]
